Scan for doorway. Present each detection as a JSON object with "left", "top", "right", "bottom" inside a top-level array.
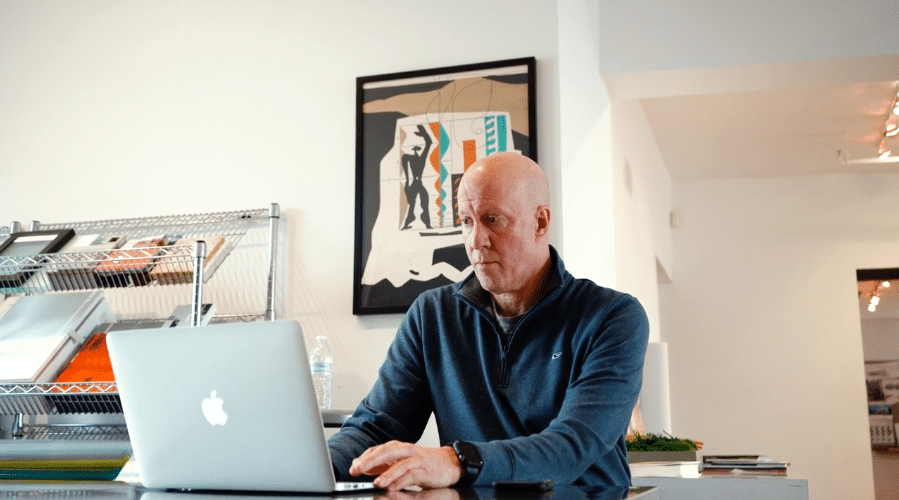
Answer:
[{"left": 858, "top": 268, "right": 899, "bottom": 500}]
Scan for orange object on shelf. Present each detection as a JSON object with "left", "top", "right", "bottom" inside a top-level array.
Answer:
[{"left": 55, "top": 333, "right": 115, "bottom": 385}]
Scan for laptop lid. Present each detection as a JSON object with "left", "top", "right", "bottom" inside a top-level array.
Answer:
[{"left": 107, "top": 319, "right": 355, "bottom": 493}]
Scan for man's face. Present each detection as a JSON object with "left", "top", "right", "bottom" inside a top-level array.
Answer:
[{"left": 457, "top": 171, "right": 542, "bottom": 296}]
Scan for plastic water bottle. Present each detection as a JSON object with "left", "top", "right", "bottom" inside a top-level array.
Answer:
[{"left": 309, "top": 335, "right": 333, "bottom": 410}]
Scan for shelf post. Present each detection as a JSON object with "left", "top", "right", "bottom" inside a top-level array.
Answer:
[
  {"left": 265, "top": 203, "right": 280, "bottom": 321},
  {"left": 191, "top": 240, "right": 207, "bottom": 327},
  {"left": 12, "top": 414, "right": 23, "bottom": 439}
]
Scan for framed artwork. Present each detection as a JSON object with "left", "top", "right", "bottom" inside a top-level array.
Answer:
[
  {"left": 353, "top": 57, "right": 537, "bottom": 314},
  {"left": 0, "top": 229, "right": 76, "bottom": 288}
]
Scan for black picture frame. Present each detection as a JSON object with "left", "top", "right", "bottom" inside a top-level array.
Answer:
[
  {"left": 0, "top": 229, "right": 76, "bottom": 288},
  {"left": 353, "top": 57, "right": 537, "bottom": 315}
]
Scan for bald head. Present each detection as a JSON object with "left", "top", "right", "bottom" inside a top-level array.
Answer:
[
  {"left": 460, "top": 152, "right": 549, "bottom": 211},
  {"left": 456, "top": 152, "right": 552, "bottom": 316}
]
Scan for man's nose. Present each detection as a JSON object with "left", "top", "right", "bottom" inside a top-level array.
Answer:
[{"left": 467, "top": 222, "right": 489, "bottom": 250}]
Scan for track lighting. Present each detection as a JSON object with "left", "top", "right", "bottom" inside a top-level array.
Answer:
[
  {"left": 887, "top": 122, "right": 899, "bottom": 138},
  {"left": 865, "top": 281, "right": 891, "bottom": 313},
  {"left": 878, "top": 139, "right": 891, "bottom": 159},
  {"left": 885, "top": 94, "right": 899, "bottom": 141}
]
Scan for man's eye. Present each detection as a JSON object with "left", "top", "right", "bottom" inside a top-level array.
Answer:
[{"left": 486, "top": 215, "right": 499, "bottom": 224}]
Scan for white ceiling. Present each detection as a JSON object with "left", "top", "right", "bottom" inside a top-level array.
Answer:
[
  {"left": 632, "top": 57, "right": 899, "bottom": 318},
  {"left": 642, "top": 81, "right": 899, "bottom": 180},
  {"left": 627, "top": 56, "right": 899, "bottom": 318}
]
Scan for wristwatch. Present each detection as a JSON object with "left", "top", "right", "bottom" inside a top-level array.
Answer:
[{"left": 449, "top": 440, "right": 483, "bottom": 487}]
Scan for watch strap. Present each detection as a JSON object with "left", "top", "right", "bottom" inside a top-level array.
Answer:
[{"left": 449, "top": 440, "right": 483, "bottom": 487}]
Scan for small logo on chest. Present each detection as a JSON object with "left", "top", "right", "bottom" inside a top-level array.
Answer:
[{"left": 551, "top": 352, "right": 562, "bottom": 360}]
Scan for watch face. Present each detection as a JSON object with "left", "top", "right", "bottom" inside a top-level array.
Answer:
[{"left": 454, "top": 441, "right": 483, "bottom": 467}]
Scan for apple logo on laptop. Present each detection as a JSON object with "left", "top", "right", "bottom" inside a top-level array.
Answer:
[{"left": 201, "top": 390, "right": 228, "bottom": 425}]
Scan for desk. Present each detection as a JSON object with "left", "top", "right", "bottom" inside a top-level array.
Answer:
[
  {"left": 0, "top": 482, "right": 659, "bottom": 500},
  {"left": 322, "top": 410, "right": 352, "bottom": 428},
  {"left": 631, "top": 474, "right": 808, "bottom": 500}
]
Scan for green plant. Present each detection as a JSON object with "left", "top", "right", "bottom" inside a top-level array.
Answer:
[{"left": 626, "top": 432, "right": 703, "bottom": 452}]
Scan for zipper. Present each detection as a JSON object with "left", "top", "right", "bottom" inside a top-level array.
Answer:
[{"left": 498, "top": 350, "right": 510, "bottom": 388}]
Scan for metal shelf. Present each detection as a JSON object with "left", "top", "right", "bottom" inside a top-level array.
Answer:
[
  {"left": 0, "top": 383, "right": 122, "bottom": 416},
  {"left": 15, "top": 423, "right": 129, "bottom": 441},
  {"left": 1, "top": 208, "right": 271, "bottom": 295},
  {"left": 0, "top": 204, "right": 282, "bottom": 443}
]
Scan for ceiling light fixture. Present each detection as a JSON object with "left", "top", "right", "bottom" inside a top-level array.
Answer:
[
  {"left": 886, "top": 93, "right": 899, "bottom": 138},
  {"left": 869, "top": 290, "right": 880, "bottom": 312},
  {"left": 840, "top": 87, "right": 899, "bottom": 165},
  {"left": 858, "top": 280, "right": 890, "bottom": 312},
  {"left": 887, "top": 121, "right": 899, "bottom": 138},
  {"left": 864, "top": 281, "right": 891, "bottom": 313},
  {"left": 878, "top": 139, "right": 892, "bottom": 158}
]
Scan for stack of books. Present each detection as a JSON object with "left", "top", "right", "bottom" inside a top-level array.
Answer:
[{"left": 702, "top": 455, "right": 789, "bottom": 475}]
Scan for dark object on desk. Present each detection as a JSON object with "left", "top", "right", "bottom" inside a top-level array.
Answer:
[
  {"left": 0, "top": 229, "right": 75, "bottom": 288},
  {"left": 494, "top": 480, "right": 554, "bottom": 493}
]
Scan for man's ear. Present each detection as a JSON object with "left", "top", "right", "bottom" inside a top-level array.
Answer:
[{"left": 535, "top": 206, "right": 550, "bottom": 237}]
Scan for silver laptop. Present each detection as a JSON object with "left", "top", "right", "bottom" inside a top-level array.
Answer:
[{"left": 107, "top": 319, "right": 374, "bottom": 493}]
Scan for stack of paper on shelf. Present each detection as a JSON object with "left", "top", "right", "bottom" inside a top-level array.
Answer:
[
  {"left": 701, "top": 455, "right": 789, "bottom": 475},
  {"left": 94, "top": 238, "right": 167, "bottom": 287},
  {"left": 0, "top": 291, "right": 114, "bottom": 383},
  {"left": 46, "top": 234, "right": 127, "bottom": 292},
  {"left": 149, "top": 235, "right": 226, "bottom": 285}
]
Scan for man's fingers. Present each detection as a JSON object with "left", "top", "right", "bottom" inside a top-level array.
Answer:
[
  {"left": 350, "top": 442, "right": 462, "bottom": 490},
  {"left": 349, "top": 441, "right": 409, "bottom": 476},
  {"left": 376, "top": 464, "right": 425, "bottom": 491}
]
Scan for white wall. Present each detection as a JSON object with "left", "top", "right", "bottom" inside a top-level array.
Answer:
[
  {"left": 661, "top": 174, "right": 899, "bottom": 500},
  {"left": 556, "top": 0, "right": 673, "bottom": 343},
  {"left": 598, "top": 2, "right": 899, "bottom": 499},
  {"left": 1, "top": 0, "right": 627, "bottom": 446},
  {"left": 0, "top": 0, "right": 561, "bottom": 424},
  {"left": 556, "top": 0, "right": 615, "bottom": 287}
]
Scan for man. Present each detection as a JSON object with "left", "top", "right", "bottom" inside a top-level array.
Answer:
[{"left": 329, "top": 152, "right": 649, "bottom": 490}]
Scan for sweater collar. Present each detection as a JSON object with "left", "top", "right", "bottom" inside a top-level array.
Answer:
[{"left": 454, "top": 245, "right": 567, "bottom": 312}]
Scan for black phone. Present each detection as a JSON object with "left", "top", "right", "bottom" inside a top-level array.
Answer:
[{"left": 492, "top": 479, "right": 554, "bottom": 492}]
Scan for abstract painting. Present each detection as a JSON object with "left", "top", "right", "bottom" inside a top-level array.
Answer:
[{"left": 354, "top": 57, "right": 536, "bottom": 314}]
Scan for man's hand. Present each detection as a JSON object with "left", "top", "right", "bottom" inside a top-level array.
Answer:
[{"left": 349, "top": 440, "right": 463, "bottom": 491}]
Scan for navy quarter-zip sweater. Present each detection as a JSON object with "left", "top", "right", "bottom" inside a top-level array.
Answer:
[{"left": 328, "top": 246, "right": 649, "bottom": 486}]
